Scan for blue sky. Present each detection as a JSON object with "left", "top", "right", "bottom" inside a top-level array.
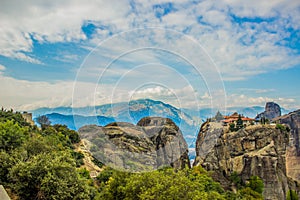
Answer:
[{"left": 0, "top": 0, "right": 299, "bottom": 111}]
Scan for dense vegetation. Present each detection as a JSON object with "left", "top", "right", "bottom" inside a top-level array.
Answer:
[
  {"left": 0, "top": 110, "right": 264, "bottom": 199},
  {"left": 96, "top": 166, "right": 264, "bottom": 200}
]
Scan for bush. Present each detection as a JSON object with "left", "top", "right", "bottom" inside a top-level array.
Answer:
[
  {"left": 0, "top": 120, "right": 28, "bottom": 152},
  {"left": 98, "top": 167, "right": 229, "bottom": 200},
  {"left": 238, "top": 187, "right": 263, "bottom": 200},
  {"left": 230, "top": 171, "right": 242, "bottom": 189},
  {"left": 246, "top": 176, "right": 264, "bottom": 194},
  {"left": 9, "top": 151, "right": 91, "bottom": 200},
  {"left": 287, "top": 190, "right": 298, "bottom": 200},
  {"left": 229, "top": 123, "right": 235, "bottom": 132},
  {"left": 276, "top": 124, "right": 289, "bottom": 132}
]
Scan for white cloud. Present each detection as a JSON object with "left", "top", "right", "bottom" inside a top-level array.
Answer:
[
  {"left": 0, "top": 64, "right": 5, "bottom": 71},
  {"left": 0, "top": 0, "right": 131, "bottom": 63},
  {"left": 226, "top": 94, "right": 298, "bottom": 110},
  {"left": 0, "top": 67, "right": 298, "bottom": 112},
  {"left": 0, "top": 0, "right": 299, "bottom": 77},
  {"left": 0, "top": 0, "right": 299, "bottom": 110}
]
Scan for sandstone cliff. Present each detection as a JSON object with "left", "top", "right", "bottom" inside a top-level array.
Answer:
[
  {"left": 194, "top": 122, "right": 299, "bottom": 200},
  {"left": 255, "top": 102, "right": 281, "bottom": 121},
  {"left": 273, "top": 109, "right": 300, "bottom": 182},
  {"left": 79, "top": 117, "right": 190, "bottom": 172}
]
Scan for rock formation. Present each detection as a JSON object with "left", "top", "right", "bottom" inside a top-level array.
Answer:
[
  {"left": 194, "top": 122, "right": 299, "bottom": 200},
  {"left": 255, "top": 102, "right": 281, "bottom": 121},
  {"left": 273, "top": 109, "right": 300, "bottom": 182},
  {"left": 79, "top": 117, "right": 190, "bottom": 172}
]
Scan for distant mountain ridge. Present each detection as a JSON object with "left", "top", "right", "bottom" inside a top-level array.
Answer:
[
  {"left": 183, "top": 106, "right": 290, "bottom": 121},
  {"left": 30, "top": 99, "right": 291, "bottom": 161},
  {"left": 44, "top": 113, "right": 115, "bottom": 130},
  {"left": 31, "top": 99, "right": 200, "bottom": 151}
]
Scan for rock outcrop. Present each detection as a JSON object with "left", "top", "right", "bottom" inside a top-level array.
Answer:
[
  {"left": 194, "top": 122, "right": 299, "bottom": 200},
  {"left": 273, "top": 109, "right": 300, "bottom": 182},
  {"left": 79, "top": 117, "right": 190, "bottom": 172},
  {"left": 255, "top": 102, "right": 281, "bottom": 121}
]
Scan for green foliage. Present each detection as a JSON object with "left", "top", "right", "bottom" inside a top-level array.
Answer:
[
  {"left": 92, "top": 156, "right": 105, "bottom": 168},
  {"left": 276, "top": 123, "right": 290, "bottom": 132},
  {"left": 72, "top": 151, "right": 85, "bottom": 167},
  {"left": 236, "top": 114, "right": 244, "bottom": 130},
  {"left": 228, "top": 173, "right": 264, "bottom": 200},
  {"left": 98, "top": 166, "right": 227, "bottom": 200},
  {"left": 0, "top": 109, "right": 99, "bottom": 199},
  {"left": 41, "top": 124, "right": 81, "bottom": 148},
  {"left": 97, "top": 167, "right": 114, "bottom": 184},
  {"left": 229, "top": 123, "right": 235, "bottom": 132},
  {"left": 246, "top": 175, "right": 264, "bottom": 194},
  {"left": 260, "top": 117, "right": 266, "bottom": 125},
  {"left": 238, "top": 187, "right": 263, "bottom": 200},
  {"left": 229, "top": 171, "right": 242, "bottom": 189},
  {"left": 53, "top": 124, "right": 80, "bottom": 143},
  {"left": 0, "top": 120, "right": 28, "bottom": 151},
  {"left": 0, "top": 110, "right": 31, "bottom": 127},
  {"left": 0, "top": 150, "right": 17, "bottom": 184},
  {"left": 9, "top": 151, "right": 90, "bottom": 200},
  {"left": 287, "top": 190, "right": 299, "bottom": 200}
]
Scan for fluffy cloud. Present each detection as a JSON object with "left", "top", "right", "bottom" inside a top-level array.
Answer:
[
  {"left": 0, "top": 0, "right": 131, "bottom": 63},
  {"left": 0, "top": 0, "right": 299, "bottom": 110},
  {"left": 0, "top": 68, "right": 297, "bottom": 111},
  {"left": 0, "top": 64, "right": 5, "bottom": 71},
  {"left": 226, "top": 94, "right": 297, "bottom": 109},
  {"left": 1, "top": 0, "right": 299, "bottom": 76}
]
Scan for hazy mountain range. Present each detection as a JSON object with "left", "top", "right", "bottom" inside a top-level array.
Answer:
[
  {"left": 31, "top": 99, "right": 199, "bottom": 149},
  {"left": 30, "top": 99, "right": 291, "bottom": 160}
]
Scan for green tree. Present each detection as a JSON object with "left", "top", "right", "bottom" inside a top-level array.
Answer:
[
  {"left": 287, "top": 190, "right": 298, "bottom": 200},
  {"left": 9, "top": 151, "right": 91, "bottom": 200},
  {"left": 53, "top": 124, "right": 80, "bottom": 143},
  {"left": 0, "top": 120, "right": 28, "bottom": 151},
  {"left": 246, "top": 176, "right": 264, "bottom": 194},
  {"left": 99, "top": 166, "right": 227, "bottom": 200},
  {"left": 236, "top": 115, "right": 244, "bottom": 130},
  {"left": 238, "top": 187, "right": 263, "bottom": 200},
  {"left": 229, "top": 171, "right": 242, "bottom": 189},
  {"left": 260, "top": 117, "right": 266, "bottom": 125},
  {"left": 36, "top": 115, "right": 51, "bottom": 129},
  {"left": 0, "top": 110, "right": 31, "bottom": 127},
  {"left": 229, "top": 123, "right": 235, "bottom": 132}
]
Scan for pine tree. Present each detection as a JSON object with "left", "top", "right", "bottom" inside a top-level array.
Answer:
[{"left": 236, "top": 115, "right": 243, "bottom": 130}]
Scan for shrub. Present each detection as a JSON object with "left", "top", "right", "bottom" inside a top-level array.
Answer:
[{"left": 287, "top": 190, "right": 298, "bottom": 200}]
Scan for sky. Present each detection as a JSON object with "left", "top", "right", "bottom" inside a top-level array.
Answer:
[{"left": 0, "top": 0, "right": 299, "bottom": 111}]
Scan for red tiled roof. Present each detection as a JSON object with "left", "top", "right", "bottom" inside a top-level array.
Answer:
[
  {"left": 222, "top": 117, "right": 255, "bottom": 123},
  {"left": 241, "top": 117, "right": 255, "bottom": 121}
]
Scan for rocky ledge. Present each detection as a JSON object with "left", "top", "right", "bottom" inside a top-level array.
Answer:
[
  {"left": 194, "top": 122, "right": 299, "bottom": 200},
  {"left": 273, "top": 109, "right": 300, "bottom": 182},
  {"left": 79, "top": 117, "right": 190, "bottom": 172}
]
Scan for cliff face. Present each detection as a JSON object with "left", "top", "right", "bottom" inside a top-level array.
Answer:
[
  {"left": 194, "top": 122, "right": 299, "bottom": 200},
  {"left": 274, "top": 110, "right": 300, "bottom": 182},
  {"left": 79, "top": 117, "right": 190, "bottom": 172},
  {"left": 256, "top": 102, "right": 281, "bottom": 120}
]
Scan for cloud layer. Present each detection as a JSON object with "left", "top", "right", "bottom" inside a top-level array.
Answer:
[{"left": 0, "top": 0, "right": 299, "bottom": 110}]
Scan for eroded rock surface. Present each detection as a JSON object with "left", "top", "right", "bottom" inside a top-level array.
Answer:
[
  {"left": 79, "top": 117, "right": 190, "bottom": 172},
  {"left": 194, "top": 122, "right": 299, "bottom": 200},
  {"left": 256, "top": 102, "right": 281, "bottom": 121},
  {"left": 274, "top": 109, "right": 300, "bottom": 182}
]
